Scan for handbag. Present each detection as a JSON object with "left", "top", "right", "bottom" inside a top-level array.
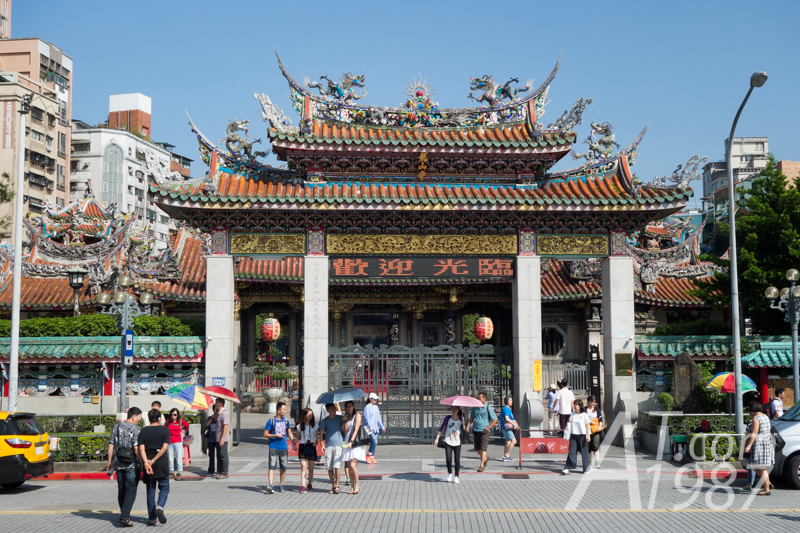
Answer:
[
  {"left": 353, "top": 417, "right": 371, "bottom": 446},
  {"left": 771, "top": 425, "right": 786, "bottom": 451},
  {"left": 115, "top": 424, "right": 135, "bottom": 466},
  {"left": 563, "top": 424, "right": 572, "bottom": 441}
]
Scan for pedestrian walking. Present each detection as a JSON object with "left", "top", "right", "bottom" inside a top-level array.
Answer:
[
  {"left": 363, "top": 392, "right": 386, "bottom": 464},
  {"left": 138, "top": 409, "right": 171, "bottom": 525},
  {"left": 144, "top": 400, "right": 165, "bottom": 426},
  {"left": 318, "top": 403, "right": 344, "bottom": 494},
  {"left": 771, "top": 388, "right": 785, "bottom": 420},
  {"left": 546, "top": 384, "right": 559, "bottom": 431},
  {"left": 743, "top": 419, "right": 757, "bottom": 491},
  {"left": 211, "top": 398, "right": 230, "bottom": 479},
  {"left": 434, "top": 405, "right": 464, "bottom": 483},
  {"left": 165, "top": 408, "right": 189, "bottom": 480},
  {"left": 290, "top": 382, "right": 303, "bottom": 424},
  {"left": 585, "top": 395, "right": 605, "bottom": 469},
  {"left": 501, "top": 396, "right": 520, "bottom": 461},
  {"left": 743, "top": 400, "right": 774, "bottom": 495},
  {"left": 204, "top": 407, "right": 217, "bottom": 477},
  {"left": 562, "top": 399, "right": 591, "bottom": 475},
  {"left": 264, "top": 401, "right": 294, "bottom": 494},
  {"left": 465, "top": 391, "right": 498, "bottom": 472},
  {"left": 552, "top": 378, "right": 575, "bottom": 430},
  {"left": 341, "top": 400, "right": 365, "bottom": 494},
  {"left": 295, "top": 407, "right": 318, "bottom": 493},
  {"left": 107, "top": 407, "right": 143, "bottom": 528}
]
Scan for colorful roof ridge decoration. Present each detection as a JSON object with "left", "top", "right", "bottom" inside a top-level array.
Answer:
[
  {"left": 742, "top": 341, "right": 796, "bottom": 368},
  {"left": 0, "top": 336, "right": 205, "bottom": 363},
  {"left": 275, "top": 50, "right": 560, "bottom": 130},
  {"left": 635, "top": 335, "right": 733, "bottom": 361}
]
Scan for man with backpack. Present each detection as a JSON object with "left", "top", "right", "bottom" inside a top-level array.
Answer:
[
  {"left": 263, "top": 401, "right": 294, "bottom": 494},
  {"left": 465, "top": 391, "right": 497, "bottom": 472},
  {"left": 771, "top": 388, "right": 786, "bottom": 420},
  {"left": 107, "top": 407, "right": 143, "bottom": 528}
]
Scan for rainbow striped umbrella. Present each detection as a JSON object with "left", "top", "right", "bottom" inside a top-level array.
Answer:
[
  {"left": 165, "top": 384, "right": 212, "bottom": 410},
  {"left": 705, "top": 372, "right": 757, "bottom": 394}
]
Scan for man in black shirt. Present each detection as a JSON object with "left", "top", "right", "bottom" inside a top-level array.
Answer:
[{"left": 138, "top": 409, "right": 171, "bottom": 525}]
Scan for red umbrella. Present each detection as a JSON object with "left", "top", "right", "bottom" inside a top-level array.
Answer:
[{"left": 198, "top": 385, "right": 241, "bottom": 404}]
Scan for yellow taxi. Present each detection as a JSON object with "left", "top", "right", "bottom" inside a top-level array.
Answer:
[{"left": 0, "top": 412, "right": 53, "bottom": 489}]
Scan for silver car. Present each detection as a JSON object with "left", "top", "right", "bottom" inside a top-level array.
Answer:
[{"left": 774, "top": 401, "right": 800, "bottom": 489}]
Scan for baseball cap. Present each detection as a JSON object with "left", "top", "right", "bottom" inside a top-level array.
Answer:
[{"left": 368, "top": 393, "right": 379, "bottom": 400}]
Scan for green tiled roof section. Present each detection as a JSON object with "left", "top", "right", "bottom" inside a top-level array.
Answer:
[
  {"left": 635, "top": 335, "right": 733, "bottom": 358},
  {"left": 0, "top": 336, "right": 205, "bottom": 361},
  {"left": 742, "top": 341, "right": 794, "bottom": 368}
]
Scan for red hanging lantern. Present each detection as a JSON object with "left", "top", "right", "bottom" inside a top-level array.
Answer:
[
  {"left": 474, "top": 316, "right": 494, "bottom": 341},
  {"left": 261, "top": 316, "right": 281, "bottom": 342}
]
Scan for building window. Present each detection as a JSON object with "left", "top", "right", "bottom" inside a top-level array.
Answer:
[
  {"left": 756, "top": 142, "right": 765, "bottom": 152},
  {"left": 159, "top": 233, "right": 167, "bottom": 241},
  {"left": 102, "top": 144, "right": 124, "bottom": 205},
  {"left": 58, "top": 132, "right": 66, "bottom": 152},
  {"left": 31, "top": 107, "right": 44, "bottom": 122},
  {"left": 160, "top": 215, "right": 169, "bottom": 224},
  {"left": 56, "top": 164, "right": 66, "bottom": 186},
  {"left": 47, "top": 114, "right": 56, "bottom": 127},
  {"left": 56, "top": 197, "right": 65, "bottom": 208},
  {"left": 30, "top": 130, "right": 43, "bottom": 142},
  {"left": 141, "top": 126, "right": 149, "bottom": 137},
  {"left": 60, "top": 101, "right": 67, "bottom": 122},
  {"left": 46, "top": 136, "right": 53, "bottom": 151}
]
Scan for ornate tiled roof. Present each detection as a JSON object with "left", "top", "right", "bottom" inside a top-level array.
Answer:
[
  {"left": 151, "top": 172, "right": 691, "bottom": 212},
  {"left": 742, "top": 341, "right": 794, "bottom": 368},
  {"left": 635, "top": 335, "right": 733, "bottom": 360},
  {"left": 0, "top": 336, "right": 205, "bottom": 363}
]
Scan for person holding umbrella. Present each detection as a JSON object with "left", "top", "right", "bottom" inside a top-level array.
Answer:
[{"left": 434, "top": 405, "right": 465, "bottom": 483}]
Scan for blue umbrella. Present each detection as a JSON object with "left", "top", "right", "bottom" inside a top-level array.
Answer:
[{"left": 315, "top": 387, "right": 367, "bottom": 405}]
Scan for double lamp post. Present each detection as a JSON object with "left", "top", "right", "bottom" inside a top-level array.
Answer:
[{"left": 764, "top": 269, "right": 800, "bottom": 404}]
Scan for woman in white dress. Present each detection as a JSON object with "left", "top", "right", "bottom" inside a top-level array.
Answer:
[{"left": 341, "top": 400, "right": 366, "bottom": 494}]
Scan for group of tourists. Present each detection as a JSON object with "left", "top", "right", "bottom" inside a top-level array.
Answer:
[{"left": 108, "top": 398, "right": 231, "bottom": 527}]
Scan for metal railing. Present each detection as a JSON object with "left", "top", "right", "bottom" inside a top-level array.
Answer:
[
  {"left": 542, "top": 363, "right": 589, "bottom": 395},
  {"left": 49, "top": 434, "right": 110, "bottom": 462}
]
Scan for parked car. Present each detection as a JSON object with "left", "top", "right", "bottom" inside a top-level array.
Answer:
[
  {"left": 0, "top": 412, "right": 54, "bottom": 489},
  {"left": 774, "top": 401, "right": 800, "bottom": 489}
]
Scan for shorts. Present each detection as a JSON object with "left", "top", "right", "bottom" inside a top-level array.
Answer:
[
  {"left": 474, "top": 430, "right": 490, "bottom": 451},
  {"left": 502, "top": 427, "right": 516, "bottom": 441},
  {"left": 325, "top": 445, "right": 343, "bottom": 471},
  {"left": 589, "top": 432, "right": 601, "bottom": 452},
  {"left": 269, "top": 448, "right": 288, "bottom": 471}
]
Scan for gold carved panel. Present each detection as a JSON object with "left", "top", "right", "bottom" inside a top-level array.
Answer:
[
  {"left": 326, "top": 235, "right": 517, "bottom": 255},
  {"left": 230, "top": 233, "right": 306, "bottom": 255},
  {"left": 536, "top": 235, "right": 609, "bottom": 257}
]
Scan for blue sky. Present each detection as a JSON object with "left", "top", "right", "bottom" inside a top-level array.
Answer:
[{"left": 14, "top": 0, "right": 800, "bottom": 206}]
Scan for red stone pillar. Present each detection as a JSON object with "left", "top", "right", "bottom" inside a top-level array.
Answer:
[{"left": 759, "top": 368, "right": 769, "bottom": 404}]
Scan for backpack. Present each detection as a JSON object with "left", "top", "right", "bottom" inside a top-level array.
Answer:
[
  {"left": 114, "top": 423, "right": 135, "bottom": 466},
  {"left": 762, "top": 401, "right": 772, "bottom": 419}
]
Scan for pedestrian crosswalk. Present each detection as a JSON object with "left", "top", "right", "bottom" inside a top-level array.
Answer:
[{"left": 238, "top": 460, "right": 263, "bottom": 473}]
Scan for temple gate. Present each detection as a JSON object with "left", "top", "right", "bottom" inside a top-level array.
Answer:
[{"left": 150, "top": 53, "right": 694, "bottom": 433}]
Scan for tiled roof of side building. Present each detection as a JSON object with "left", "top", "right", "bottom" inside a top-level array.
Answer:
[{"left": 0, "top": 336, "right": 205, "bottom": 363}]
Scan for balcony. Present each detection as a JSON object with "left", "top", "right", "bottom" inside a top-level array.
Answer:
[
  {"left": 26, "top": 172, "right": 52, "bottom": 189},
  {"left": 72, "top": 143, "right": 90, "bottom": 153},
  {"left": 57, "top": 150, "right": 66, "bottom": 159}
]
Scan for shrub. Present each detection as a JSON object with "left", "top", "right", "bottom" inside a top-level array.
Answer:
[
  {"left": 657, "top": 392, "right": 674, "bottom": 412},
  {"left": 0, "top": 315, "right": 202, "bottom": 338},
  {"left": 649, "top": 319, "right": 731, "bottom": 336}
]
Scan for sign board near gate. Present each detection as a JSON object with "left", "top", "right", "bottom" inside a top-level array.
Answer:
[
  {"left": 330, "top": 256, "right": 515, "bottom": 280},
  {"left": 533, "top": 360, "right": 542, "bottom": 392}
]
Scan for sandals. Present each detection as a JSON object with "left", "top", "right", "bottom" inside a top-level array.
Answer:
[
  {"left": 352, "top": 486, "right": 360, "bottom": 494},
  {"left": 333, "top": 487, "right": 341, "bottom": 494},
  {"left": 119, "top": 518, "right": 133, "bottom": 528}
]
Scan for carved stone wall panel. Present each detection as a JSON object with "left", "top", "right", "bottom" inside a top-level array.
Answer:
[
  {"left": 536, "top": 234, "right": 609, "bottom": 257},
  {"left": 326, "top": 234, "right": 517, "bottom": 255},
  {"left": 230, "top": 233, "right": 306, "bottom": 255}
]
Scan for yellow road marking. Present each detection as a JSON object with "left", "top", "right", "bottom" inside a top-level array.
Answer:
[{"left": 1, "top": 508, "right": 800, "bottom": 516}]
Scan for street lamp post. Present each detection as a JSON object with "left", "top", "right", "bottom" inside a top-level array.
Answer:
[
  {"left": 728, "top": 71, "right": 768, "bottom": 436},
  {"left": 95, "top": 273, "right": 153, "bottom": 412},
  {"left": 764, "top": 268, "right": 800, "bottom": 403},
  {"left": 66, "top": 267, "right": 88, "bottom": 317},
  {"left": 8, "top": 93, "right": 33, "bottom": 414}
]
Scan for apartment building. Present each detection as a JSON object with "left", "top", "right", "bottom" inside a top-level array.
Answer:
[
  {"left": 0, "top": 0, "right": 10, "bottom": 40},
  {"left": 0, "top": 72, "right": 66, "bottom": 242},
  {"left": 70, "top": 93, "right": 188, "bottom": 251},
  {"left": 0, "top": 38, "right": 72, "bottom": 220}
]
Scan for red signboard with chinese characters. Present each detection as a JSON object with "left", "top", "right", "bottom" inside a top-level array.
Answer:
[{"left": 329, "top": 256, "right": 515, "bottom": 279}]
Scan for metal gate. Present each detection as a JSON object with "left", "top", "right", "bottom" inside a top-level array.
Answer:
[{"left": 329, "top": 344, "right": 511, "bottom": 442}]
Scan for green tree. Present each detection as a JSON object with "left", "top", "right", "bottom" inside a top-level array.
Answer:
[
  {"left": 690, "top": 155, "right": 800, "bottom": 334},
  {"left": 461, "top": 313, "right": 480, "bottom": 346},
  {"left": 648, "top": 319, "right": 730, "bottom": 336}
]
